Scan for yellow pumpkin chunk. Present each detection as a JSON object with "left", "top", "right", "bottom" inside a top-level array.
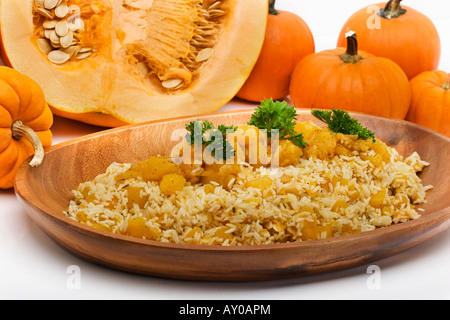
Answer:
[
  {"left": 159, "top": 174, "right": 186, "bottom": 195},
  {"left": 304, "top": 127, "right": 337, "bottom": 160},
  {"left": 125, "top": 186, "right": 146, "bottom": 209},
  {"left": 294, "top": 121, "right": 320, "bottom": 143},
  {"left": 125, "top": 217, "right": 160, "bottom": 239},
  {"left": 370, "top": 188, "right": 387, "bottom": 208},
  {"left": 301, "top": 220, "right": 332, "bottom": 241},
  {"left": 245, "top": 176, "right": 273, "bottom": 192},
  {"left": 117, "top": 157, "right": 180, "bottom": 182},
  {"left": 276, "top": 139, "right": 303, "bottom": 167},
  {"left": 371, "top": 140, "right": 391, "bottom": 163}
]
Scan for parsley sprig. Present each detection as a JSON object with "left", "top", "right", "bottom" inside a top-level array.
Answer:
[
  {"left": 248, "top": 99, "right": 307, "bottom": 148},
  {"left": 311, "top": 108, "right": 375, "bottom": 141},
  {"left": 185, "top": 120, "right": 237, "bottom": 161}
]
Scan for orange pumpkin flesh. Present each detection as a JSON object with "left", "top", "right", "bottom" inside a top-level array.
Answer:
[
  {"left": 237, "top": 0, "right": 315, "bottom": 102},
  {"left": 406, "top": 71, "right": 450, "bottom": 137},
  {"left": 337, "top": 0, "right": 441, "bottom": 80},
  {"left": 290, "top": 32, "right": 411, "bottom": 119},
  {"left": 0, "top": 67, "right": 53, "bottom": 189},
  {"left": 0, "top": 0, "right": 268, "bottom": 127}
]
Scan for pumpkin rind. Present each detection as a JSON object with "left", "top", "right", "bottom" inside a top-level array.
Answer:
[
  {"left": 0, "top": 0, "right": 268, "bottom": 127},
  {"left": 289, "top": 33, "right": 411, "bottom": 120},
  {"left": 406, "top": 70, "right": 450, "bottom": 137},
  {"left": 0, "top": 67, "right": 53, "bottom": 189},
  {"left": 337, "top": 1, "right": 441, "bottom": 80}
]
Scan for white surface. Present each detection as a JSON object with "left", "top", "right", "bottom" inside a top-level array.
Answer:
[{"left": 1, "top": 0, "right": 450, "bottom": 300}]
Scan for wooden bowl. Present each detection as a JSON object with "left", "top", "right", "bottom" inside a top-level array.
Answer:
[{"left": 14, "top": 110, "right": 450, "bottom": 281}]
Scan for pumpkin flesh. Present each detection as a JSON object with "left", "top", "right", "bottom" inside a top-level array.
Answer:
[{"left": 0, "top": 0, "right": 268, "bottom": 127}]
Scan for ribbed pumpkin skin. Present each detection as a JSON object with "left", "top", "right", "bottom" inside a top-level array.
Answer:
[
  {"left": 0, "top": 67, "right": 53, "bottom": 189},
  {"left": 406, "top": 70, "right": 450, "bottom": 137},
  {"left": 337, "top": 2, "right": 441, "bottom": 80},
  {"left": 289, "top": 48, "right": 411, "bottom": 119},
  {"left": 237, "top": 9, "right": 315, "bottom": 102}
]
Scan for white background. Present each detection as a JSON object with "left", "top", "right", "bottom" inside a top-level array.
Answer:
[{"left": 1, "top": 0, "right": 449, "bottom": 300}]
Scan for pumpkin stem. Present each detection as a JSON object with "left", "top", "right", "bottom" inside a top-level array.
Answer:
[
  {"left": 339, "top": 31, "right": 362, "bottom": 63},
  {"left": 380, "top": 0, "right": 407, "bottom": 19},
  {"left": 11, "top": 120, "right": 45, "bottom": 168},
  {"left": 443, "top": 74, "right": 450, "bottom": 90},
  {"left": 269, "top": 0, "right": 279, "bottom": 15}
]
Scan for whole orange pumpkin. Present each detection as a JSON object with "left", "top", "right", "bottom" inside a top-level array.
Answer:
[
  {"left": 0, "top": 67, "right": 53, "bottom": 189},
  {"left": 237, "top": 0, "right": 315, "bottom": 102},
  {"left": 290, "top": 31, "right": 411, "bottom": 119},
  {"left": 406, "top": 70, "right": 450, "bottom": 137},
  {"left": 337, "top": 0, "right": 441, "bottom": 80}
]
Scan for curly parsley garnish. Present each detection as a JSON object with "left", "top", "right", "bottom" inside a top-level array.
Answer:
[
  {"left": 185, "top": 120, "right": 237, "bottom": 161},
  {"left": 311, "top": 108, "right": 375, "bottom": 141},
  {"left": 248, "top": 99, "right": 307, "bottom": 148}
]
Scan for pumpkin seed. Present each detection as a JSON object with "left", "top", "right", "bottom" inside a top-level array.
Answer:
[
  {"left": 37, "top": 8, "right": 53, "bottom": 19},
  {"left": 36, "top": 38, "right": 53, "bottom": 54},
  {"left": 48, "top": 50, "right": 70, "bottom": 64},
  {"left": 196, "top": 48, "right": 213, "bottom": 62},
  {"left": 136, "top": 62, "right": 150, "bottom": 76},
  {"left": 55, "top": 20, "right": 69, "bottom": 37},
  {"left": 209, "top": 1, "right": 221, "bottom": 10},
  {"left": 62, "top": 45, "right": 81, "bottom": 57},
  {"left": 49, "top": 30, "right": 60, "bottom": 44},
  {"left": 209, "top": 9, "right": 225, "bottom": 17},
  {"left": 77, "top": 51, "right": 92, "bottom": 60},
  {"left": 162, "top": 79, "right": 183, "bottom": 89},
  {"left": 55, "top": 3, "right": 69, "bottom": 19},
  {"left": 60, "top": 31, "right": 74, "bottom": 48},
  {"left": 72, "top": 18, "right": 85, "bottom": 31},
  {"left": 79, "top": 47, "right": 92, "bottom": 53},
  {"left": 68, "top": 4, "right": 81, "bottom": 15},
  {"left": 44, "top": 29, "right": 53, "bottom": 39},
  {"left": 43, "top": 20, "right": 57, "bottom": 29},
  {"left": 44, "top": 0, "right": 58, "bottom": 10}
]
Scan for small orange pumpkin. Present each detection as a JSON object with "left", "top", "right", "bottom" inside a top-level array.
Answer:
[
  {"left": 236, "top": 0, "right": 315, "bottom": 102},
  {"left": 406, "top": 70, "right": 450, "bottom": 137},
  {"left": 289, "top": 31, "right": 411, "bottom": 119},
  {"left": 337, "top": 0, "right": 441, "bottom": 79},
  {"left": 0, "top": 66, "right": 53, "bottom": 189}
]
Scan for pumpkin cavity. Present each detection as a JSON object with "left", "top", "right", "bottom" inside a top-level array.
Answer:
[{"left": 32, "top": 0, "right": 227, "bottom": 94}]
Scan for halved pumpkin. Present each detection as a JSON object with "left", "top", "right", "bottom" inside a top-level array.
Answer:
[{"left": 0, "top": 0, "right": 268, "bottom": 127}]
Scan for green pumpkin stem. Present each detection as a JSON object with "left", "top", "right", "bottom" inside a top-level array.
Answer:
[
  {"left": 443, "top": 74, "right": 450, "bottom": 90},
  {"left": 340, "top": 31, "right": 362, "bottom": 64},
  {"left": 269, "top": 0, "right": 279, "bottom": 15},
  {"left": 11, "top": 120, "right": 45, "bottom": 168},
  {"left": 380, "top": 0, "right": 407, "bottom": 19}
]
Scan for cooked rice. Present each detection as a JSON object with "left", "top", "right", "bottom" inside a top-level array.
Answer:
[{"left": 64, "top": 144, "right": 432, "bottom": 246}]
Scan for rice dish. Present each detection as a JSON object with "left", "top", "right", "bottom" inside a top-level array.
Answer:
[{"left": 64, "top": 122, "right": 432, "bottom": 246}]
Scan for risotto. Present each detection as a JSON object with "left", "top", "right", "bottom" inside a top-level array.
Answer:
[{"left": 64, "top": 120, "right": 432, "bottom": 246}]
